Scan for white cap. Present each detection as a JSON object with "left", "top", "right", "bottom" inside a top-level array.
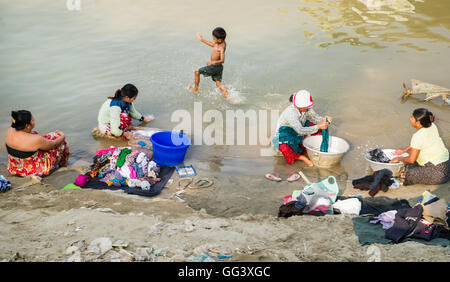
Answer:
[{"left": 293, "top": 90, "right": 314, "bottom": 109}]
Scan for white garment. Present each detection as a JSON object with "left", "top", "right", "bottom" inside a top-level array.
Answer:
[
  {"left": 118, "top": 166, "right": 132, "bottom": 179},
  {"left": 127, "top": 179, "right": 151, "bottom": 190},
  {"left": 333, "top": 198, "right": 362, "bottom": 215}
]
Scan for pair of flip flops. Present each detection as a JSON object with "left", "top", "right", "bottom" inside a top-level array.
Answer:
[
  {"left": 265, "top": 172, "right": 300, "bottom": 182},
  {"left": 177, "top": 177, "right": 214, "bottom": 191}
]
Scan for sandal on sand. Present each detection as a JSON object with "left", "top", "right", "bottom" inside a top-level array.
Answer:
[
  {"left": 265, "top": 172, "right": 282, "bottom": 182},
  {"left": 287, "top": 173, "right": 300, "bottom": 182},
  {"left": 177, "top": 177, "right": 193, "bottom": 191},
  {"left": 188, "top": 178, "right": 214, "bottom": 189}
]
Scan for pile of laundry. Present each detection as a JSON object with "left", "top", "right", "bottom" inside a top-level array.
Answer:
[
  {"left": 87, "top": 146, "right": 160, "bottom": 190},
  {"left": 0, "top": 175, "right": 12, "bottom": 193},
  {"left": 64, "top": 146, "right": 175, "bottom": 197},
  {"left": 278, "top": 175, "right": 413, "bottom": 219},
  {"left": 88, "top": 146, "right": 160, "bottom": 190},
  {"left": 278, "top": 176, "right": 340, "bottom": 218},
  {"left": 352, "top": 169, "right": 399, "bottom": 197},
  {"left": 370, "top": 191, "right": 450, "bottom": 243}
]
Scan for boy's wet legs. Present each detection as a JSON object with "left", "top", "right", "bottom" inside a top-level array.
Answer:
[
  {"left": 188, "top": 69, "right": 200, "bottom": 93},
  {"left": 215, "top": 81, "right": 229, "bottom": 98}
]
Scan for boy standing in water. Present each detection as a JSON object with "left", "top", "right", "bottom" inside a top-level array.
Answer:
[{"left": 189, "top": 27, "right": 229, "bottom": 98}]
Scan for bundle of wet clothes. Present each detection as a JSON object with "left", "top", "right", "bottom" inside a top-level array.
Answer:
[
  {"left": 88, "top": 146, "right": 161, "bottom": 190},
  {"left": 352, "top": 169, "right": 395, "bottom": 197},
  {"left": 370, "top": 192, "right": 450, "bottom": 243},
  {"left": 368, "top": 148, "right": 391, "bottom": 163}
]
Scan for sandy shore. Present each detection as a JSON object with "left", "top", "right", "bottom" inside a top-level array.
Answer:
[{"left": 0, "top": 163, "right": 449, "bottom": 262}]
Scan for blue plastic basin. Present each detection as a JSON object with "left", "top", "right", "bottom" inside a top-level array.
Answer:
[{"left": 150, "top": 131, "right": 191, "bottom": 167}]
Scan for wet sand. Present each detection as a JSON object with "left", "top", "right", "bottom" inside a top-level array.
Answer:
[{"left": 1, "top": 163, "right": 448, "bottom": 262}]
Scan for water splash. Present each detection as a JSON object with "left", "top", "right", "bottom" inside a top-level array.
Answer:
[{"left": 226, "top": 87, "right": 246, "bottom": 105}]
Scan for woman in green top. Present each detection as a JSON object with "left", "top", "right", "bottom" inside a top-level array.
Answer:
[
  {"left": 97, "top": 83, "right": 152, "bottom": 139},
  {"left": 390, "top": 108, "right": 449, "bottom": 185}
]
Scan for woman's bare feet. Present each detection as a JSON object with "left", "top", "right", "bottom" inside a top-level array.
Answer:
[{"left": 297, "top": 155, "right": 314, "bottom": 167}]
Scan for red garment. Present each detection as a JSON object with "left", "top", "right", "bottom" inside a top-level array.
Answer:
[
  {"left": 279, "top": 123, "right": 322, "bottom": 165},
  {"left": 102, "top": 113, "right": 132, "bottom": 137},
  {"left": 119, "top": 113, "right": 132, "bottom": 130},
  {"left": 279, "top": 144, "right": 303, "bottom": 165}
]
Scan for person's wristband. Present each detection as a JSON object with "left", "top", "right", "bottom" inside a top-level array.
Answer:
[{"left": 139, "top": 116, "right": 145, "bottom": 122}]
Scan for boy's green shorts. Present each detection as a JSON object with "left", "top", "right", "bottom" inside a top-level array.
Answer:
[{"left": 198, "top": 64, "right": 223, "bottom": 82}]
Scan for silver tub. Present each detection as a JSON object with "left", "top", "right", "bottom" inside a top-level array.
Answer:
[{"left": 303, "top": 135, "right": 350, "bottom": 168}]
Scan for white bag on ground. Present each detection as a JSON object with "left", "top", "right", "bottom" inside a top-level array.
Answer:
[{"left": 333, "top": 198, "right": 361, "bottom": 215}]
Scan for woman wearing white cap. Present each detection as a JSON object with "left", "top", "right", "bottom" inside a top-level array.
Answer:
[{"left": 272, "top": 90, "right": 331, "bottom": 167}]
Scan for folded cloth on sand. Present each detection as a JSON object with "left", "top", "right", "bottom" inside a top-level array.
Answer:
[
  {"left": 385, "top": 205, "right": 423, "bottom": 243},
  {"left": 412, "top": 220, "right": 450, "bottom": 241},
  {"left": 337, "top": 196, "right": 411, "bottom": 217},
  {"left": 62, "top": 183, "right": 82, "bottom": 190},
  {"left": 370, "top": 210, "right": 397, "bottom": 230},
  {"left": 278, "top": 201, "right": 304, "bottom": 218},
  {"left": 352, "top": 169, "right": 394, "bottom": 197},
  {"left": 352, "top": 217, "right": 450, "bottom": 246},
  {"left": 333, "top": 198, "right": 361, "bottom": 215},
  {"left": 0, "top": 175, "right": 12, "bottom": 193}
]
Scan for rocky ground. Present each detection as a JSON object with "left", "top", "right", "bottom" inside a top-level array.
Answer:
[{"left": 0, "top": 164, "right": 449, "bottom": 262}]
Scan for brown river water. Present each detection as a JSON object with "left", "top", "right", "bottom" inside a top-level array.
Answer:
[{"left": 0, "top": 0, "right": 449, "bottom": 215}]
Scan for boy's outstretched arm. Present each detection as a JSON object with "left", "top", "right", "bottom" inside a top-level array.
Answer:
[{"left": 197, "top": 32, "right": 214, "bottom": 47}]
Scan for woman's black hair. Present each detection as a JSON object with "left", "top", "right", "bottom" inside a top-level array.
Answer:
[
  {"left": 412, "top": 108, "right": 435, "bottom": 128},
  {"left": 108, "top": 83, "right": 139, "bottom": 100},
  {"left": 289, "top": 94, "right": 294, "bottom": 102},
  {"left": 11, "top": 110, "right": 32, "bottom": 130}
]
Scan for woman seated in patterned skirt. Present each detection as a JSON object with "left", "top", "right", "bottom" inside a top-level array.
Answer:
[{"left": 5, "top": 110, "right": 69, "bottom": 177}]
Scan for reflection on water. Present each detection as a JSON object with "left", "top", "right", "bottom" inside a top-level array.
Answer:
[{"left": 295, "top": 0, "right": 450, "bottom": 50}]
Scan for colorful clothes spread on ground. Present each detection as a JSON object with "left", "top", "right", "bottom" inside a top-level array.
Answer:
[
  {"left": 88, "top": 146, "right": 160, "bottom": 191},
  {"left": 7, "top": 132, "right": 69, "bottom": 177}
]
